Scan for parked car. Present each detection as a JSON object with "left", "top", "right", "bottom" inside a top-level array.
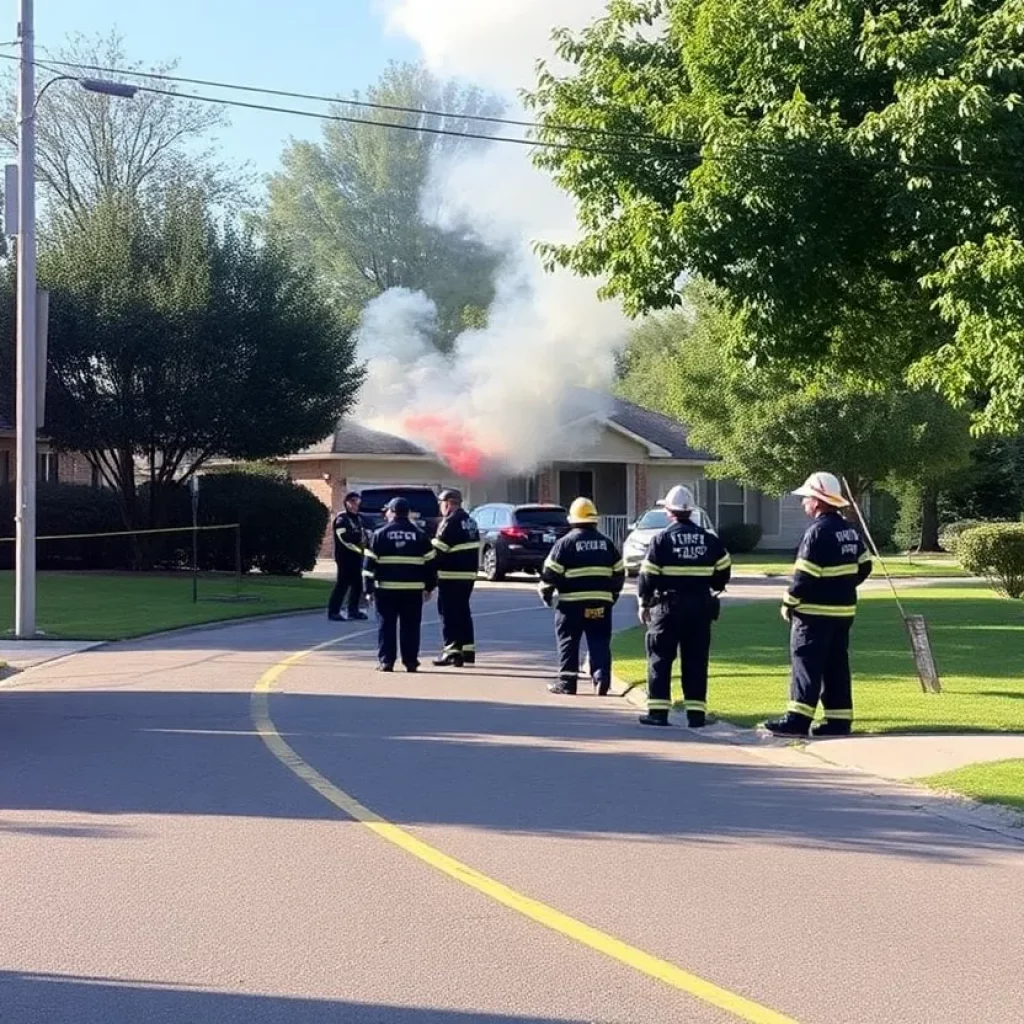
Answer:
[
  {"left": 469, "top": 503, "right": 571, "bottom": 581},
  {"left": 357, "top": 486, "right": 442, "bottom": 537},
  {"left": 622, "top": 505, "right": 716, "bottom": 577}
]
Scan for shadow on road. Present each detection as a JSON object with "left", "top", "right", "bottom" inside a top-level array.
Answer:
[
  {"left": 0, "top": 972, "right": 591, "bottom": 1024},
  {"left": 0, "top": 686, "right": 1014, "bottom": 864}
]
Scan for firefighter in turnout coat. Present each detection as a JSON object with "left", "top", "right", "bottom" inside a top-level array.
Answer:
[
  {"left": 431, "top": 488, "right": 481, "bottom": 667},
  {"left": 763, "top": 472, "right": 873, "bottom": 738},
  {"left": 328, "top": 491, "right": 368, "bottom": 621},
  {"left": 637, "top": 486, "right": 732, "bottom": 728},
  {"left": 539, "top": 497, "right": 625, "bottom": 695},
  {"left": 362, "top": 497, "right": 437, "bottom": 673}
]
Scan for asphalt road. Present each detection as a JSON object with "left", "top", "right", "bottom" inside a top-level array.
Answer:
[{"left": 2, "top": 581, "right": 1022, "bottom": 1024}]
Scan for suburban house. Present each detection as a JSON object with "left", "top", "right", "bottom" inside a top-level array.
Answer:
[
  {"left": 0, "top": 417, "right": 98, "bottom": 488},
  {"left": 252, "top": 395, "right": 810, "bottom": 557}
]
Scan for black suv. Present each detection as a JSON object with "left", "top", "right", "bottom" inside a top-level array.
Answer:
[
  {"left": 470, "top": 503, "right": 571, "bottom": 581},
  {"left": 357, "top": 486, "right": 442, "bottom": 537}
]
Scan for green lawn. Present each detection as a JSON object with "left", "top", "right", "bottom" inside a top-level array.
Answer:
[
  {"left": 613, "top": 586, "right": 1024, "bottom": 733},
  {"left": 731, "top": 551, "right": 968, "bottom": 578},
  {"left": 0, "top": 571, "right": 331, "bottom": 640},
  {"left": 921, "top": 760, "right": 1024, "bottom": 816}
]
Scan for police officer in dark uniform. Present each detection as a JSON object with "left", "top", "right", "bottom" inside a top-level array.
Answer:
[
  {"left": 431, "top": 488, "right": 481, "bottom": 667},
  {"left": 362, "top": 497, "right": 437, "bottom": 673},
  {"left": 328, "top": 491, "right": 368, "bottom": 621},
  {"left": 763, "top": 471, "right": 873, "bottom": 738},
  {"left": 539, "top": 497, "right": 625, "bottom": 696},
  {"left": 637, "top": 485, "right": 732, "bottom": 728}
]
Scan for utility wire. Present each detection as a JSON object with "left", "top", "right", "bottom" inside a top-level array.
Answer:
[
  {"left": 1, "top": 52, "right": 1020, "bottom": 181},
  {"left": 12, "top": 51, "right": 681, "bottom": 149}
]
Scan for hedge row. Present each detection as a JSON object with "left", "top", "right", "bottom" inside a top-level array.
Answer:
[{"left": 0, "top": 472, "right": 329, "bottom": 576}]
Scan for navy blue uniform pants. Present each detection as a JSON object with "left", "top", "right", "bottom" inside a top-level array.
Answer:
[
  {"left": 555, "top": 604, "right": 612, "bottom": 691},
  {"left": 438, "top": 582, "right": 475, "bottom": 657},
  {"left": 328, "top": 555, "right": 363, "bottom": 617},
  {"left": 789, "top": 614, "right": 854, "bottom": 722},
  {"left": 645, "top": 602, "right": 713, "bottom": 713},
  {"left": 375, "top": 591, "right": 424, "bottom": 669}
]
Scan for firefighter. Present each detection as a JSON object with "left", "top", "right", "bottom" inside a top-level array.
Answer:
[
  {"left": 637, "top": 485, "right": 732, "bottom": 728},
  {"left": 539, "top": 497, "right": 625, "bottom": 695},
  {"left": 431, "top": 488, "right": 481, "bottom": 667},
  {"left": 362, "top": 497, "right": 437, "bottom": 673},
  {"left": 763, "top": 471, "right": 873, "bottom": 738},
  {"left": 328, "top": 491, "right": 368, "bottom": 622}
]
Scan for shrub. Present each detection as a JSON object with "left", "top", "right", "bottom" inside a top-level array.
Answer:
[
  {"left": 957, "top": 524, "right": 1024, "bottom": 599},
  {"left": 157, "top": 472, "right": 330, "bottom": 576},
  {"left": 939, "top": 518, "right": 1012, "bottom": 557},
  {"left": 0, "top": 483, "right": 131, "bottom": 570},
  {"left": 719, "top": 522, "right": 763, "bottom": 554}
]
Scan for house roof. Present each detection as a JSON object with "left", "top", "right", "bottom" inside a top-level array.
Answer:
[
  {"left": 603, "top": 395, "right": 712, "bottom": 461},
  {"left": 302, "top": 420, "right": 429, "bottom": 458},
  {"left": 309, "top": 390, "right": 710, "bottom": 462}
]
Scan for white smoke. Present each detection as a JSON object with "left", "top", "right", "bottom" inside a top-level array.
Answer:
[{"left": 357, "top": 1, "right": 630, "bottom": 475}]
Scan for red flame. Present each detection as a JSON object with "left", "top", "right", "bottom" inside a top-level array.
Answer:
[{"left": 404, "top": 414, "right": 488, "bottom": 479}]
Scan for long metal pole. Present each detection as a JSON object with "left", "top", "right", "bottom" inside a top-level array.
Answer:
[{"left": 15, "top": 0, "right": 37, "bottom": 638}]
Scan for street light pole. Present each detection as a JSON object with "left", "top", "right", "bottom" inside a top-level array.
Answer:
[{"left": 15, "top": 0, "right": 37, "bottom": 638}]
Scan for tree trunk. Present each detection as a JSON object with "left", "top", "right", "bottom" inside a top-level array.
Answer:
[{"left": 919, "top": 484, "right": 941, "bottom": 552}]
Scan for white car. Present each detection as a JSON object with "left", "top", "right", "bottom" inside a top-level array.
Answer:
[{"left": 622, "top": 506, "right": 716, "bottom": 577}]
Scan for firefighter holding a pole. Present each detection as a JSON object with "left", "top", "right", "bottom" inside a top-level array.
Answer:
[{"left": 762, "top": 472, "right": 873, "bottom": 738}]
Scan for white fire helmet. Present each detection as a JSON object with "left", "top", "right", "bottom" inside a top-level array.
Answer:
[
  {"left": 657, "top": 485, "right": 695, "bottom": 513},
  {"left": 793, "top": 471, "right": 848, "bottom": 508}
]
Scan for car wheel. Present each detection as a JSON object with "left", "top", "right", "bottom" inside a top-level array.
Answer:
[{"left": 482, "top": 546, "right": 505, "bottom": 582}]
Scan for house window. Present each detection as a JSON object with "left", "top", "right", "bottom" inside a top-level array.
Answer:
[
  {"left": 507, "top": 475, "right": 538, "bottom": 505},
  {"left": 37, "top": 452, "right": 59, "bottom": 483},
  {"left": 91, "top": 463, "right": 102, "bottom": 488},
  {"left": 0, "top": 450, "right": 9, "bottom": 485},
  {"left": 717, "top": 480, "right": 746, "bottom": 528}
]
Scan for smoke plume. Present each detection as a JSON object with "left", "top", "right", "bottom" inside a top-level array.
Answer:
[{"left": 356, "top": 2, "right": 630, "bottom": 478}]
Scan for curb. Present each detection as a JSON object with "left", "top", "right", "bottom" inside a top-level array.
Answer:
[{"left": 613, "top": 669, "right": 1024, "bottom": 844}]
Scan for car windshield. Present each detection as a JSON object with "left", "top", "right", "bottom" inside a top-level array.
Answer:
[
  {"left": 636, "top": 509, "right": 671, "bottom": 530},
  {"left": 515, "top": 507, "right": 569, "bottom": 527},
  {"left": 358, "top": 489, "right": 440, "bottom": 519}
]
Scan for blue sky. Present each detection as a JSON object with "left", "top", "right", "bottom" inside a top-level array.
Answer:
[{"left": 32, "top": 0, "right": 416, "bottom": 178}]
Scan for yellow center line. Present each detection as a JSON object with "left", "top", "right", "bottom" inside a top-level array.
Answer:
[{"left": 249, "top": 608, "right": 801, "bottom": 1024}]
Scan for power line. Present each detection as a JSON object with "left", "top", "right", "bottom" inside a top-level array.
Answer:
[
  {"left": 1, "top": 52, "right": 1020, "bottom": 182},
  {"left": 13, "top": 51, "right": 680, "bottom": 149}
]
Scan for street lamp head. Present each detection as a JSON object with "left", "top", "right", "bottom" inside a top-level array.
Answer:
[{"left": 80, "top": 78, "right": 138, "bottom": 100}]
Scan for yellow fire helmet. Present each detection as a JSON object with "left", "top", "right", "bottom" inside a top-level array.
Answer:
[{"left": 568, "top": 497, "right": 599, "bottom": 525}]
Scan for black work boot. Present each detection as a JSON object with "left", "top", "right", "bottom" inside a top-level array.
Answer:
[
  {"left": 592, "top": 676, "right": 610, "bottom": 696},
  {"left": 432, "top": 650, "right": 464, "bottom": 668},
  {"left": 811, "top": 718, "right": 852, "bottom": 738},
  {"left": 547, "top": 679, "right": 578, "bottom": 695},
  {"left": 686, "top": 711, "right": 707, "bottom": 729},
  {"left": 639, "top": 710, "right": 670, "bottom": 727},
  {"left": 762, "top": 714, "right": 811, "bottom": 737},
  {"left": 349, "top": 610, "right": 368, "bottom": 621},
  {"left": 375, "top": 663, "right": 394, "bottom": 673},
  {"left": 404, "top": 662, "right": 419, "bottom": 674},
  {"left": 462, "top": 652, "right": 476, "bottom": 666}
]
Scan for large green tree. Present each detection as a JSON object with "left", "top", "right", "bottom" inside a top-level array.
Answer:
[
  {"left": 528, "top": 0, "right": 1024, "bottom": 432},
  {"left": 266, "top": 62, "right": 505, "bottom": 348},
  {"left": 618, "top": 286, "right": 973, "bottom": 544},
  {"left": 6, "top": 190, "right": 362, "bottom": 534}
]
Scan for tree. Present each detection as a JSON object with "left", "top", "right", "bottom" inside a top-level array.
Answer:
[
  {"left": 528, "top": 1, "right": 1024, "bottom": 433},
  {"left": 0, "top": 32, "right": 245, "bottom": 224},
  {"left": 266, "top": 61, "right": 504, "bottom": 348},
  {"left": 618, "top": 286, "right": 973, "bottom": 537},
  {"left": 7, "top": 190, "right": 362, "bottom": 540}
]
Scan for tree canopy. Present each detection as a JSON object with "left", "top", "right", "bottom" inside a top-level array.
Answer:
[
  {"left": 8, "top": 190, "right": 362, "bottom": 529},
  {"left": 528, "top": 0, "right": 1024, "bottom": 432},
  {"left": 618, "top": 286, "right": 973, "bottom": 502},
  {"left": 266, "top": 61, "right": 505, "bottom": 348}
]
